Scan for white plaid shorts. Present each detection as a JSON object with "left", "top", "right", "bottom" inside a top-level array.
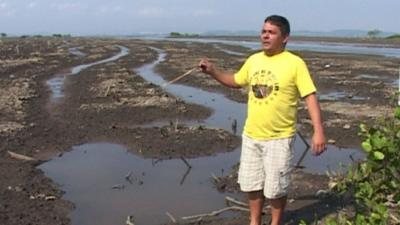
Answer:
[{"left": 238, "top": 134, "right": 295, "bottom": 199}]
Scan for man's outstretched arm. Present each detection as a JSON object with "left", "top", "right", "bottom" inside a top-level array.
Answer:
[{"left": 199, "top": 58, "right": 241, "bottom": 88}]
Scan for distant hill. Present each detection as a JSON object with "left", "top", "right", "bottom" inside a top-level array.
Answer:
[
  {"left": 201, "top": 29, "right": 398, "bottom": 38},
  {"left": 202, "top": 30, "right": 259, "bottom": 36},
  {"left": 293, "top": 29, "right": 397, "bottom": 37}
]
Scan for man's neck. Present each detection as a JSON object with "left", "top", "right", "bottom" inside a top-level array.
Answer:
[{"left": 264, "top": 49, "right": 285, "bottom": 56}]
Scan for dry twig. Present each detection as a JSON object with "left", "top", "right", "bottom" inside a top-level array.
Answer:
[
  {"left": 181, "top": 206, "right": 249, "bottom": 221},
  {"left": 7, "top": 151, "right": 36, "bottom": 161},
  {"left": 165, "top": 211, "right": 177, "bottom": 223},
  {"left": 180, "top": 156, "right": 192, "bottom": 168}
]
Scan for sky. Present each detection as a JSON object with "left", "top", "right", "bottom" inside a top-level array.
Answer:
[{"left": 1, "top": 0, "right": 399, "bottom": 36}]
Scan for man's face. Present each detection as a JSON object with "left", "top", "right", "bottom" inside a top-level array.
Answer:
[{"left": 260, "top": 21, "right": 288, "bottom": 55}]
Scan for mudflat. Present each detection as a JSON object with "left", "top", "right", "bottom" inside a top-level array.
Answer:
[{"left": 0, "top": 36, "right": 398, "bottom": 225}]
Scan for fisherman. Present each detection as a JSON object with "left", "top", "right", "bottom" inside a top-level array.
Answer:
[{"left": 199, "top": 15, "right": 326, "bottom": 225}]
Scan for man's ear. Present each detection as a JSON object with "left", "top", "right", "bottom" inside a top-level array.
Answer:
[{"left": 283, "top": 34, "right": 289, "bottom": 44}]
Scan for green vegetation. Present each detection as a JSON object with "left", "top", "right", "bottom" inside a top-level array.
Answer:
[
  {"left": 386, "top": 34, "right": 400, "bottom": 40},
  {"left": 367, "top": 29, "right": 381, "bottom": 38},
  {"left": 0, "top": 33, "right": 6, "bottom": 38},
  {"left": 52, "top": 33, "right": 72, "bottom": 38},
  {"left": 169, "top": 32, "right": 199, "bottom": 38},
  {"left": 302, "top": 105, "right": 400, "bottom": 224}
]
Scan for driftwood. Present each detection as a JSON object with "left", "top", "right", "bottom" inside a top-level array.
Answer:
[
  {"left": 225, "top": 196, "right": 270, "bottom": 212},
  {"left": 126, "top": 215, "right": 135, "bottom": 225},
  {"left": 165, "top": 211, "right": 177, "bottom": 223},
  {"left": 181, "top": 206, "right": 249, "bottom": 221},
  {"left": 7, "top": 151, "right": 36, "bottom": 161},
  {"left": 225, "top": 196, "right": 248, "bottom": 207},
  {"left": 389, "top": 213, "right": 400, "bottom": 224},
  {"left": 211, "top": 173, "right": 220, "bottom": 183},
  {"left": 104, "top": 85, "right": 111, "bottom": 97}
]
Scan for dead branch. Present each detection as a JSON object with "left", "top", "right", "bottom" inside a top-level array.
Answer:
[
  {"left": 174, "top": 118, "right": 179, "bottom": 132},
  {"left": 7, "top": 151, "right": 36, "bottom": 161},
  {"left": 389, "top": 213, "right": 400, "bottom": 224},
  {"left": 165, "top": 211, "right": 177, "bottom": 223},
  {"left": 211, "top": 173, "right": 220, "bottom": 183},
  {"left": 180, "top": 167, "right": 191, "bottom": 185},
  {"left": 225, "top": 196, "right": 248, "bottom": 207},
  {"left": 126, "top": 215, "right": 135, "bottom": 225},
  {"left": 295, "top": 132, "right": 310, "bottom": 169},
  {"left": 180, "top": 156, "right": 192, "bottom": 168},
  {"left": 181, "top": 206, "right": 249, "bottom": 221},
  {"left": 125, "top": 171, "right": 133, "bottom": 183},
  {"left": 225, "top": 196, "right": 270, "bottom": 212},
  {"left": 104, "top": 85, "right": 111, "bottom": 97}
]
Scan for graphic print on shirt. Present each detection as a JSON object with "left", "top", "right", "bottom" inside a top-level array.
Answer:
[{"left": 250, "top": 69, "right": 280, "bottom": 105}]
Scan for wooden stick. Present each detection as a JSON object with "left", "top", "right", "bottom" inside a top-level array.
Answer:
[
  {"left": 181, "top": 206, "right": 249, "bottom": 220},
  {"left": 165, "top": 211, "right": 177, "bottom": 223},
  {"left": 162, "top": 67, "right": 197, "bottom": 87},
  {"left": 180, "top": 156, "right": 192, "bottom": 168},
  {"left": 7, "top": 151, "right": 36, "bottom": 161},
  {"left": 295, "top": 132, "right": 310, "bottom": 169},
  {"left": 225, "top": 196, "right": 271, "bottom": 212},
  {"left": 225, "top": 196, "right": 248, "bottom": 207}
]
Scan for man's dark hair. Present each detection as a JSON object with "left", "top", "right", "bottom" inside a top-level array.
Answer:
[{"left": 264, "top": 15, "right": 290, "bottom": 36}]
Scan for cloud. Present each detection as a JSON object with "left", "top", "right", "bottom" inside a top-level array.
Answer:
[
  {"left": 137, "top": 7, "right": 167, "bottom": 17},
  {"left": 27, "top": 2, "right": 37, "bottom": 9},
  {"left": 193, "top": 9, "right": 214, "bottom": 17},
  {"left": 51, "top": 2, "right": 86, "bottom": 12},
  {"left": 0, "top": 1, "right": 15, "bottom": 16},
  {"left": 96, "top": 5, "right": 123, "bottom": 14}
]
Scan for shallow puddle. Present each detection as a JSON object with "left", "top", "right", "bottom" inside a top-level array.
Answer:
[
  {"left": 40, "top": 45, "right": 365, "bottom": 225},
  {"left": 69, "top": 47, "right": 86, "bottom": 57},
  {"left": 39, "top": 143, "right": 241, "bottom": 225},
  {"left": 46, "top": 45, "right": 129, "bottom": 101},
  {"left": 212, "top": 44, "right": 246, "bottom": 56},
  {"left": 319, "top": 91, "right": 367, "bottom": 101},
  {"left": 39, "top": 142, "right": 361, "bottom": 225}
]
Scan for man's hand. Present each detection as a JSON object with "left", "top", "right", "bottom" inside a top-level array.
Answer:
[
  {"left": 198, "top": 58, "right": 240, "bottom": 88},
  {"left": 304, "top": 93, "right": 327, "bottom": 156},
  {"left": 198, "top": 58, "right": 215, "bottom": 75},
  {"left": 312, "top": 130, "right": 326, "bottom": 156}
]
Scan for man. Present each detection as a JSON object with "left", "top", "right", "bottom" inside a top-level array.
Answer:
[{"left": 199, "top": 15, "right": 326, "bottom": 225}]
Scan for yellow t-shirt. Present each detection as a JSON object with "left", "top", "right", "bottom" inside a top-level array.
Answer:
[{"left": 234, "top": 51, "right": 316, "bottom": 140}]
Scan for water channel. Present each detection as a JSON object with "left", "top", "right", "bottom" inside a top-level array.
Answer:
[
  {"left": 138, "top": 36, "right": 400, "bottom": 58},
  {"left": 39, "top": 40, "right": 389, "bottom": 225}
]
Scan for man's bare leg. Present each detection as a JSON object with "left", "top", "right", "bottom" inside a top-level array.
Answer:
[
  {"left": 270, "top": 196, "right": 287, "bottom": 225},
  {"left": 248, "top": 190, "right": 265, "bottom": 225}
]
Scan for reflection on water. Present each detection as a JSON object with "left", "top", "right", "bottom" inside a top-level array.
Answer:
[
  {"left": 136, "top": 47, "right": 247, "bottom": 133},
  {"left": 319, "top": 91, "right": 367, "bottom": 101},
  {"left": 39, "top": 141, "right": 362, "bottom": 225},
  {"left": 39, "top": 143, "right": 241, "bottom": 225},
  {"left": 212, "top": 44, "right": 245, "bottom": 56}
]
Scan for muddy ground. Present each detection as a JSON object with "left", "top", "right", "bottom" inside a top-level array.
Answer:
[{"left": 0, "top": 36, "right": 399, "bottom": 225}]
